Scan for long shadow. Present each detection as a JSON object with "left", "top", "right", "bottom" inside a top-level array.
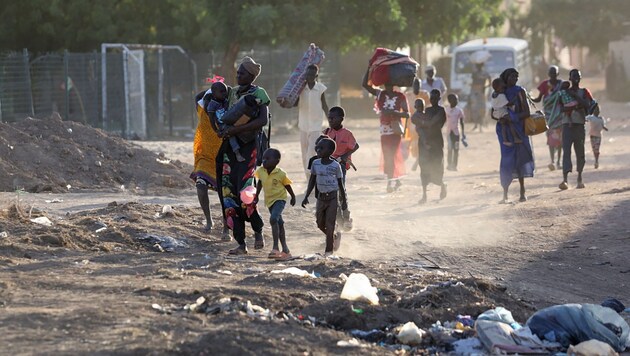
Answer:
[{"left": 501, "top": 196, "right": 630, "bottom": 307}]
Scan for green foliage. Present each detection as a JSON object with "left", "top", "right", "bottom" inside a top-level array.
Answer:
[
  {"left": 0, "top": 0, "right": 503, "bottom": 53},
  {"left": 519, "top": 0, "right": 630, "bottom": 55}
]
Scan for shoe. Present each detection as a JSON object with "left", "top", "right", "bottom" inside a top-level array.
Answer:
[
  {"left": 440, "top": 184, "right": 447, "bottom": 200},
  {"left": 254, "top": 232, "right": 265, "bottom": 249},
  {"left": 547, "top": 163, "right": 556, "bottom": 171},
  {"left": 324, "top": 251, "right": 334, "bottom": 258},
  {"left": 559, "top": 181, "right": 569, "bottom": 190},
  {"left": 594, "top": 162, "right": 599, "bottom": 169},
  {"left": 519, "top": 196, "right": 527, "bottom": 202},
  {"left": 228, "top": 245, "right": 248, "bottom": 255},
  {"left": 235, "top": 151, "right": 246, "bottom": 162},
  {"left": 268, "top": 249, "right": 282, "bottom": 259},
  {"left": 386, "top": 183, "right": 394, "bottom": 193},
  {"left": 221, "top": 227, "right": 231, "bottom": 241},
  {"left": 419, "top": 196, "right": 427, "bottom": 205},
  {"left": 394, "top": 180, "right": 402, "bottom": 191},
  {"left": 576, "top": 180, "right": 585, "bottom": 189},
  {"left": 556, "top": 163, "right": 562, "bottom": 170},
  {"left": 333, "top": 232, "right": 342, "bottom": 251}
]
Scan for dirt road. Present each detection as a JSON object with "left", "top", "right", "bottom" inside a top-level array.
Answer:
[{"left": 1, "top": 96, "right": 629, "bottom": 354}]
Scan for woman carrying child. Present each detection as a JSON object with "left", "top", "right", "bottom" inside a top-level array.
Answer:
[
  {"left": 362, "top": 68, "right": 409, "bottom": 193},
  {"left": 494, "top": 68, "right": 534, "bottom": 204},
  {"left": 217, "top": 57, "right": 270, "bottom": 255}
]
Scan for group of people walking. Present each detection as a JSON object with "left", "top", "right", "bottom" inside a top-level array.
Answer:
[{"left": 191, "top": 54, "right": 606, "bottom": 258}]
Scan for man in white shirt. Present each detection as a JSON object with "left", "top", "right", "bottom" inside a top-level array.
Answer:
[
  {"left": 420, "top": 65, "right": 447, "bottom": 105},
  {"left": 297, "top": 64, "right": 328, "bottom": 180}
]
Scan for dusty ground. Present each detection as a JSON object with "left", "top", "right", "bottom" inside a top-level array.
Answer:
[{"left": 1, "top": 86, "right": 629, "bottom": 354}]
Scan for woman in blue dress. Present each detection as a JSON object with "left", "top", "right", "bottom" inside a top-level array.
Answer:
[{"left": 496, "top": 68, "right": 535, "bottom": 203}]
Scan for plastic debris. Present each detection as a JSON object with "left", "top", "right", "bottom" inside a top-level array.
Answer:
[
  {"left": 0, "top": 231, "right": 7, "bottom": 238},
  {"left": 216, "top": 270, "right": 233, "bottom": 275},
  {"left": 336, "top": 338, "right": 367, "bottom": 348},
  {"left": 184, "top": 297, "right": 206, "bottom": 312},
  {"left": 350, "top": 329, "right": 388, "bottom": 343},
  {"left": 396, "top": 321, "right": 426, "bottom": 346},
  {"left": 567, "top": 339, "right": 619, "bottom": 356},
  {"left": 270, "top": 267, "right": 317, "bottom": 278},
  {"left": 156, "top": 157, "right": 171, "bottom": 164},
  {"left": 137, "top": 234, "right": 188, "bottom": 252},
  {"left": 478, "top": 307, "right": 522, "bottom": 330},
  {"left": 451, "top": 337, "right": 484, "bottom": 355},
  {"left": 44, "top": 198, "right": 63, "bottom": 203},
  {"left": 245, "top": 300, "right": 271, "bottom": 320},
  {"left": 340, "top": 273, "right": 379, "bottom": 305},
  {"left": 30, "top": 217, "right": 53, "bottom": 226}
]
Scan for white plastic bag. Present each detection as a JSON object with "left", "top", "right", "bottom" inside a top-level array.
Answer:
[
  {"left": 339, "top": 273, "right": 379, "bottom": 305},
  {"left": 396, "top": 321, "right": 426, "bottom": 345}
]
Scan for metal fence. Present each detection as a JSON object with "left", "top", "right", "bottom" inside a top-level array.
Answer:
[{"left": 0, "top": 46, "right": 340, "bottom": 139}]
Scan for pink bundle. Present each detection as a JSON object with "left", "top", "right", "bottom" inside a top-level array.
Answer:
[{"left": 276, "top": 43, "right": 325, "bottom": 108}]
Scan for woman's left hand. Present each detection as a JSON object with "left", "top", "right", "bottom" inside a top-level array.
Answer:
[{"left": 218, "top": 126, "right": 233, "bottom": 138}]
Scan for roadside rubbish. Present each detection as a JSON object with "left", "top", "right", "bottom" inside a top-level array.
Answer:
[
  {"left": 44, "top": 198, "right": 63, "bottom": 203},
  {"left": 396, "top": 321, "right": 426, "bottom": 346},
  {"left": 567, "top": 339, "right": 619, "bottom": 356},
  {"left": 137, "top": 234, "right": 188, "bottom": 252},
  {"left": 477, "top": 307, "right": 522, "bottom": 330},
  {"left": 245, "top": 300, "right": 271, "bottom": 320},
  {"left": 155, "top": 205, "right": 174, "bottom": 218},
  {"left": 350, "top": 329, "right": 389, "bottom": 343},
  {"left": 476, "top": 319, "right": 561, "bottom": 354},
  {"left": 451, "top": 337, "right": 484, "bottom": 355},
  {"left": 216, "top": 270, "right": 233, "bottom": 275},
  {"left": 340, "top": 273, "right": 379, "bottom": 305},
  {"left": 602, "top": 297, "right": 626, "bottom": 313},
  {"left": 526, "top": 303, "right": 630, "bottom": 352},
  {"left": 337, "top": 338, "right": 367, "bottom": 348},
  {"left": 30, "top": 216, "right": 53, "bottom": 226},
  {"left": 270, "top": 267, "right": 317, "bottom": 278},
  {"left": 0, "top": 231, "right": 7, "bottom": 238}
]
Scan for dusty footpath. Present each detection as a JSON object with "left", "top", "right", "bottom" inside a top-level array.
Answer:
[{"left": 1, "top": 96, "right": 629, "bottom": 354}]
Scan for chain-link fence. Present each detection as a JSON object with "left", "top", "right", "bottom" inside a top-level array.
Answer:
[{"left": 0, "top": 46, "right": 340, "bottom": 139}]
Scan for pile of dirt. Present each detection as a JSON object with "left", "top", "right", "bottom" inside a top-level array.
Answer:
[{"left": 0, "top": 114, "right": 193, "bottom": 193}]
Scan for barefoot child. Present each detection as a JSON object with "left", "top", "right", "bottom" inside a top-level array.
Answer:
[
  {"left": 490, "top": 78, "right": 522, "bottom": 146},
  {"left": 445, "top": 94, "right": 465, "bottom": 171},
  {"left": 253, "top": 148, "right": 296, "bottom": 261},
  {"left": 323, "top": 106, "right": 359, "bottom": 231},
  {"left": 302, "top": 138, "right": 347, "bottom": 255},
  {"left": 586, "top": 103, "right": 608, "bottom": 169}
]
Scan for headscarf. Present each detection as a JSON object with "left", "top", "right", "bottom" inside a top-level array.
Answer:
[
  {"left": 500, "top": 68, "right": 518, "bottom": 85},
  {"left": 425, "top": 64, "right": 436, "bottom": 74},
  {"left": 240, "top": 56, "right": 261, "bottom": 79}
]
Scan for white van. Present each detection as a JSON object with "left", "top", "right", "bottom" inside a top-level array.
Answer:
[{"left": 450, "top": 37, "right": 533, "bottom": 100}]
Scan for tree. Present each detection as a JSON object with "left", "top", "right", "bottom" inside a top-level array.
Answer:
[{"left": 0, "top": 0, "right": 504, "bottom": 81}]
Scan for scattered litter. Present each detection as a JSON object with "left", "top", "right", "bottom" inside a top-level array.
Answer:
[
  {"left": 151, "top": 303, "right": 168, "bottom": 314},
  {"left": 30, "top": 216, "right": 53, "bottom": 226},
  {"left": 478, "top": 307, "right": 522, "bottom": 329},
  {"left": 350, "top": 329, "right": 388, "bottom": 343},
  {"left": 452, "top": 337, "right": 484, "bottom": 355},
  {"left": 340, "top": 273, "right": 379, "bottom": 305},
  {"left": 184, "top": 297, "right": 206, "bottom": 312},
  {"left": 567, "top": 339, "right": 618, "bottom": 356},
  {"left": 66, "top": 184, "right": 72, "bottom": 190},
  {"left": 245, "top": 300, "right": 271, "bottom": 320},
  {"left": 245, "top": 266, "right": 264, "bottom": 273},
  {"left": 95, "top": 161, "right": 102, "bottom": 167},
  {"left": 270, "top": 267, "right": 317, "bottom": 278},
  {"left": 75, "top": 259, "right": 90, "bottom": 266},
  {"left": 156, "top": 157, "right": 171, "bottom": 164},
  {"left": 588, "top": 246, "right": 599, "bottom": 250},
  {"left": 216, "top": 270, "right": 233, "bottom": 275},
  {"left": 527, "top": 303, "right": 630, "bottom": 352},
  {"left": 137, "top": 234, "right": 188, "bottom": 252},
  {"left": 155, "top": 205, "right": 174, "bottom": 218},
  {"left": 44, "top": 198, "right": 63, "bottom": 203},
  {"left": 351, "top": 307, "right": 364, "bottom": 314},
  {"left": 336, "top": 338, "right": 367, "bottom": 348},
  {"left": 396, "top": 321, "right": 426, "bottom": 346},
  {"left": 0, "top": 231, "right": 7, "bottom": 238},
  {"left": 67, "top": 128, "right": 73, "bottom": 133},
  {"left": 95, "top": 224, "right": 107, "bottom": 233}
]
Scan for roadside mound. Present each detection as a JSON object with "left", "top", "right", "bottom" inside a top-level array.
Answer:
[{"left": 0, "top": 114, "right": 192, "bottom": 193}]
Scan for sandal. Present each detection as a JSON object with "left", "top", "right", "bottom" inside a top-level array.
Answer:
[
  {"left": 228, "top": 246, "right": 248, "bottom": 255},
  {"left": 221, "top": 227, "right": 232, "bottom": 241},
  {"left": 268, "top": 249, "right": 282, "bottom": 259},
  {"left": 275, "top": 252, "right": 293, "bottom": 261}
]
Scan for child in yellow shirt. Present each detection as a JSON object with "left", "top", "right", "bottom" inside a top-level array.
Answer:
[{"left": 253, "top": 148, "right": 296, "bottom": 260}]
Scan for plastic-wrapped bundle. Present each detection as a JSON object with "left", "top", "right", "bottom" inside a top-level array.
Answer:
[
  {"left": 368, "top": 48, "right": 419, "bottom": 87},
  {"left": 276, "top": 43, "right": 325, "bottom": 108}
]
